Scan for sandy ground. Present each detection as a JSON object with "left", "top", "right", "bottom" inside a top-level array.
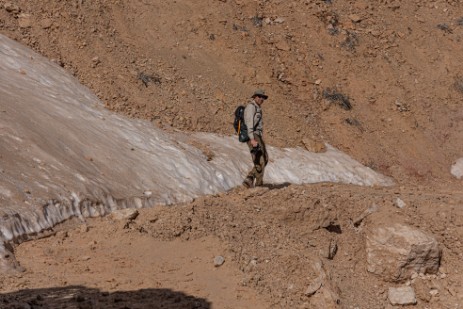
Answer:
[
  {"left": 10, "top": 227, "right": 268, "bottom": 308},
  {"left": 1, "top": 184, "right": 463, "bottom": 308}
]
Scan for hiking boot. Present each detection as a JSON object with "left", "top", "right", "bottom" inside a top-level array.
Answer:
[
  {"left": 242, "top": 176, "right": 254, "bottom": 188},
  {"left": 255, "top": 177, "right": 264, "bottom": 187}
]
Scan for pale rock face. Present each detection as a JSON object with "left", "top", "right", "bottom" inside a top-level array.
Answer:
[
  {"left": 388, "top": 286, "right": 417, "bottom": 305},
  {"left": 366, "top": 224, "right": 441, "bottom": 282},
  {"left": 305, "top": 260, "right": 340, "bottom": 309}
]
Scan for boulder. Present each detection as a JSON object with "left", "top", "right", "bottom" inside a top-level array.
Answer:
[
  {"left": 366, "top": 224, "right": 441, "bottom": 282},
  {"left": 18, "top": 13, "right": 32, "bottom": 28}
]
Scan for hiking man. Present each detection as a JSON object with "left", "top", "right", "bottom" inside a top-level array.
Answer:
[{"left": 242, "top": 89, "right": 269, "bottom": 188}]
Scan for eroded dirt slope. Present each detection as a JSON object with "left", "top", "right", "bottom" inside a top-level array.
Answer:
[
  {"left": 2, "top": 1, "right": 463, "bottom": 308},
  {"left": 1, "top": 0, "right": 463, "bottom": 182}
]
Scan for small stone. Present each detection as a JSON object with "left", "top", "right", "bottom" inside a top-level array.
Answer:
[
  {"left": 56, "top": 230, "right": 68, "bottom": 241},
  {"left": 18, "top": 13, "right": 32, "bottom": 28},
  {"left": 214, "top": 255, "right": 225, "bottom": 267},
  {"left": 349, "top": 14, "right": 362, "bottom": 23},
  {"left": 111, "top": 208, "right": 139, "bottom": 221},
  {"left": 320, "top": 239, "right": 338, "bottom": 260},
  {"left": 40, "top": 18, "right": 53, "bottom": 29},
  {"left": 4, "top": 2, "right": 21, "bottom": 14},
  {"left": 388, "top": 286, "right": 417, "bottom": 305},
  {"left": 395, "top": 197, "right": 406, "bottom": 209},
  {"left": 275, "top": 38, "right": 290, "bottom": 51},
  {"left": 304, "top": 276, "right": 323, "bottom": 296},
  {"left": 302, "top": 137, "right": 326, "bottom": 153},
  {"left": 450, "top": 158, "right": 463, "bottom": 179}
]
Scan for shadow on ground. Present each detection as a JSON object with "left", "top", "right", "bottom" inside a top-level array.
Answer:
[
  {"left": 262, "top": 182, "right": 292, "bottom": 190},
  {"left": 0, "top": 285, "right": 210, "bottom": 309}
]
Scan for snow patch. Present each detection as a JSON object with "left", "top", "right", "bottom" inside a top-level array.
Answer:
[{"left": 0, "top": 34, "right": 394, "bottom": 271}]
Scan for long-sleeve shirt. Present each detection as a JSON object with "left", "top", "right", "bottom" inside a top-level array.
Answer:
[{"left": 244, "top": 101, "right": 263, "bottom": 138}]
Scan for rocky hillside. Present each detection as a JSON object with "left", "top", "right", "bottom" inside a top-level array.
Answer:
[
  {"left": 2, "top": 0, "right": 463, "bottom": 184},
  {"left": 2, "top": 1, "right": 463, "bottom": 308}
]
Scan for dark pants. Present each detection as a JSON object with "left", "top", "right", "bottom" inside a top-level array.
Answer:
[{"left": 246, "top": 134, "right": 268, "bottom": 186}]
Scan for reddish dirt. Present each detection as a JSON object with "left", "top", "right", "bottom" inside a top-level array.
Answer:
[{"left": 1, "top": 0, "right": 463, "bottom": 308}]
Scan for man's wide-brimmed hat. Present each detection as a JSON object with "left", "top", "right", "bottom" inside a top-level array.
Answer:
[{"left": 251, "top": 89, "right": 268, "bottom": 100}]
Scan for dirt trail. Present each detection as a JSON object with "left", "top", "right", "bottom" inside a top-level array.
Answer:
[
  {"left": 0, "top": 184, "right": 462, "bottom": 308},
  {"left": 10, "top": 229, "right": 268, "bottom": 309}
]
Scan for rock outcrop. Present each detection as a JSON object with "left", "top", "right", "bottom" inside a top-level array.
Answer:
[{"left": 366, "top": 224, "right": 441, "bottom": 282}]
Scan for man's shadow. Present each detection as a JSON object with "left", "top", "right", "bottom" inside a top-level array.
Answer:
[
  {"left": 261, "top": 182, "right": 291, "bottom": 190},
  {"left": 0, "top": 285, "right": 211, "bottom": 309}
]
